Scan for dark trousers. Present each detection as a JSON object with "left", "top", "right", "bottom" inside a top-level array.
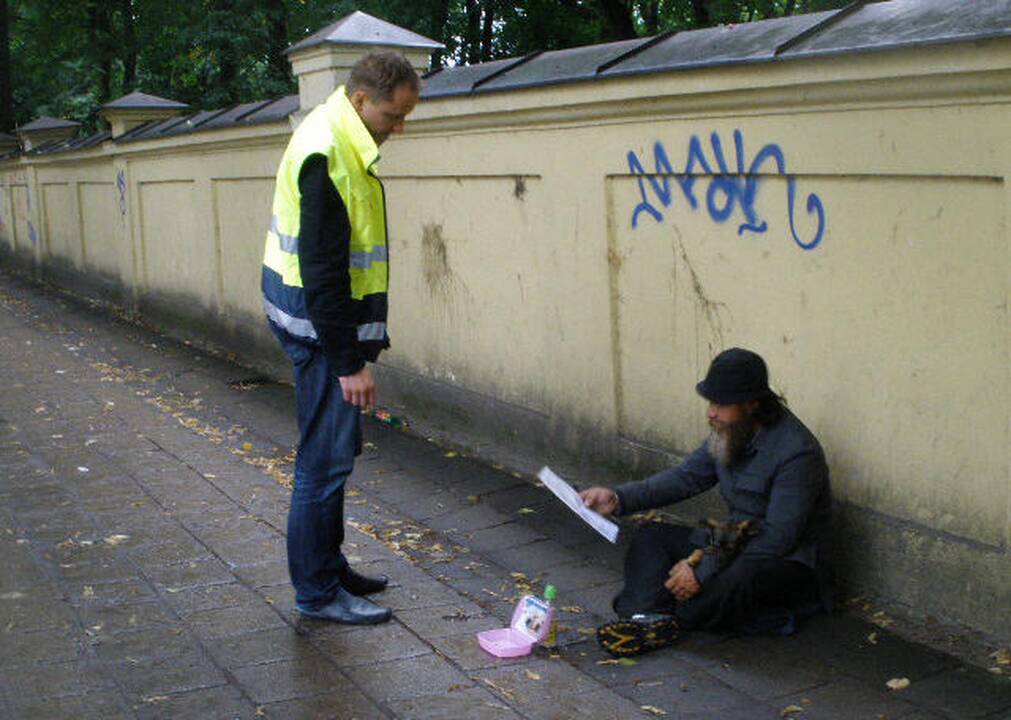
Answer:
[
  {"left": 613, "top": 524, "right": 819, "bottom": 631},
  {"left": 272, "top": 324, "right": 362, "bottom": 610}
]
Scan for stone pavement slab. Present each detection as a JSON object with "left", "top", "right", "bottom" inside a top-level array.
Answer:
[{"left": 1, "top": 267, "right": 1010, "bottom": 720}]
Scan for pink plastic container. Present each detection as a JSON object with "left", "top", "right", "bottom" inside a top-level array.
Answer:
[{"left": 477, "top": 594, "right": 554, "bottom": 658}]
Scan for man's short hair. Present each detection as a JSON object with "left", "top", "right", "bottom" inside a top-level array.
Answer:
[{"left": 347, "top": 51, "right": 420, "bottom": 101}]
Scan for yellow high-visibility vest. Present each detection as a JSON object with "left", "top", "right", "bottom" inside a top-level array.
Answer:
[{"left": 262, "top": 86, "right": 388, "bottom": 344}]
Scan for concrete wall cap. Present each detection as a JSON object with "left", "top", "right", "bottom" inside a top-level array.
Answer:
[{"left": 422, "top": 0, "right": 1011, "bottom": 98}]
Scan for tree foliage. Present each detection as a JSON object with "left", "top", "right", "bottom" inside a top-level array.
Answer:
[{"left": 3, "top": 0, "right": 852, "bottom": 133}]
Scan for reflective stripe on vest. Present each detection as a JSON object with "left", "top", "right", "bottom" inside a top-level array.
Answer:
[
  {"left": 263, "top": 296, "right": 317, "bottom": 340},
  {"left": 357, "top": 322, "right": 387, "bottom": 342},
  {"left": 270, "top": 215, "right": 299, "bottom": 254},
  {"left": 351, "top": 245, "right": 388, "bottom": 269},
  {"left": 270, "top": 217, "right": 389, "bottom": 272}
]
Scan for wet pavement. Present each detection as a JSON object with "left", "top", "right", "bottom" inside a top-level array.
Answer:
[{"left": 1, "top": 266, "right": 1009, "bottom": 719}]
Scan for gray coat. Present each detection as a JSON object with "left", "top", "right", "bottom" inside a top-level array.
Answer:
[{"left": 614, "top": 410, "right": 832, "bottom": 597}]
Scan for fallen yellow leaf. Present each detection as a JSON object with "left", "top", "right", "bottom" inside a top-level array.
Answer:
[
  {"left": 641, "top": 706, "right": 667, "bottom": 716},
  {"left": 886, "top": 677, "right": 910, "bottom": 691},
  {"left": 525, "top": 670, "right": 541, "bottom": 681},
  {"left": 781, "top": 705, "right": 804, "bottom": 716}
]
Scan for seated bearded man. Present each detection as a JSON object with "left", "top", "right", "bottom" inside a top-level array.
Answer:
[{"left": 581, "top": 348, "right": 833, "bottom": 657}]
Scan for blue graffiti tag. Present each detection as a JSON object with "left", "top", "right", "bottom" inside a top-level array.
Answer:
[
  {"left": 627, "top": 130, "right": 826, "bottom": 250},
  {"left": 116, "top": 170, "right": 127, "bottom": 218}
]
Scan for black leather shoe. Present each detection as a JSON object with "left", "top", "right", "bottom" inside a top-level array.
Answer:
[
  {"left": 295, "top": 588, "right": 392, "bottom": 625},
  {"left": 340, "top": 567, "right": 389, "bottom": 596}
]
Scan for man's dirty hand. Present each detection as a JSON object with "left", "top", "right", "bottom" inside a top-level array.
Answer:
[
  {"left": 339, "top": 366, "right": 376, "bottom": 409},
  {"left": 580, "top": 487, "right": 619, "bottom": 516},
  {"left": 665, "top": 559, "right": 700, "bottom": 601}
]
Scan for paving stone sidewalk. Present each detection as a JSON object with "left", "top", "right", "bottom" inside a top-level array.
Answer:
[{"left": 1, "top": 268, "right": 1009, "bottom": 720}]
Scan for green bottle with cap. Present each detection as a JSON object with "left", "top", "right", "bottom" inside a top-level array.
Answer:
[{"left": 543, "top": 584, "right": 558, "bottom": 648}]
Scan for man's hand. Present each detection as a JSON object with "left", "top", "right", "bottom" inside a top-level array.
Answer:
[
  {"left": 339, "top": 366, "right": 376, "bottom": 409},
  {"left": 664, "top": 559, "right": 701, "bottom": 602},
  {"left": 579, "top": 487, "right": 619, "bottom": 516}
]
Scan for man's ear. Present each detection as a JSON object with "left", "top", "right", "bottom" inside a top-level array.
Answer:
[{"left": 349, "top": 89, "right": 369, "bottom": 113}]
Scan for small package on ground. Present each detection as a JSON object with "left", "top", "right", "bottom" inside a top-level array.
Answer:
[{"left": 477, "top": 593, "right": 554, "bottom": 658}]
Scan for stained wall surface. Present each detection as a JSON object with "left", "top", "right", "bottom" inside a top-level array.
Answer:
[{"left": 1, "top": 36, "right": 1008, "bottom": 639}]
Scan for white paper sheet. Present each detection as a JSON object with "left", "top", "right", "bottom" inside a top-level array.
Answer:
[{"left": 537, "top": 466, "right": 619, "bottom": 544}]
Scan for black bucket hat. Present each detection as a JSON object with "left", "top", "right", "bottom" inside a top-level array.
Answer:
[{"left": 695, "top": 348, "right": 771, "bottom": 405}]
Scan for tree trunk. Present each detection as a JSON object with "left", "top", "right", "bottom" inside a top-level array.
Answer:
[
  {"left": 465, "top": 0, "right": 481, "bottom": 64},
  {"left": 480, "top": 0, "right": 494, "bottom": 61},
  {"left": 639, "top": 0, "right": 660, "bottom": 35},
  {"left": 120, "top": 0, "right": 136, "bottom": 93},
  {"left": 87, "top": 0, "right": 114, "bottom": 103},
  {"left": 211, "top": 0, "right": 238, "bottom": 104},
  {"left": 430, "top": 0, "right": 451, "bottom": 67},
  {"left": 690, "top": 0, "right": 711, "bottom": 27},
  {"left": 0, "top": 0, "right": 13, "bottom": 133},
  {"left": 264, "top": 0, "right": 289, "bottom": 85},
  {"left": 598, "top": 0, "right": 637, "bottom": 41},
  {"left": 784, "top": 0, "right": 798, "bottom": 15}
]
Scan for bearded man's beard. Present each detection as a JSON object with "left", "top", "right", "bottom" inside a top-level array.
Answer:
[{"left": 707, "top": 416, "right": 756, "bottom": 466}]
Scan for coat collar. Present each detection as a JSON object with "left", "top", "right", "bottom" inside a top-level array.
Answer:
[{"left": 326, "top": 86, "right": 380, "bottom": 170}]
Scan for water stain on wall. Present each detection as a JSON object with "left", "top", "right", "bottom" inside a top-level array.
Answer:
[
  {"left": 672, "top": 227, "right": 727, "bottom": 357},
  {"left": 422, "top": 222, "right": 461, "bottom": 301}
]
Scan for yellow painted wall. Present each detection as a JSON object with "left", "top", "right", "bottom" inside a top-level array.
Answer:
[
  {"left": 41, "top": 182, "right": 79, "bottom": 266},
  {"left": 0, "top": 38, "right": 1008, "bottom": 638},
  {"left": 79, "top": 180, "right": 126, "bottom": 281}
]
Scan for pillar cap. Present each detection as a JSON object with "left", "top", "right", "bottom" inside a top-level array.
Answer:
[
  {"left": 100, "top": 91, "right": 189, "bottom": 112},
  {"left": 17, "top": 116, "right": 81, "bottom": 150},
  {"left": 18, "top": 116, "right": 81, "bottom": 132},
  {"left": 99, "top": 91, "right": 189, "bottom": 139},
  {"left": 286, "top": 10, "right": 444, "bottom": 56}
]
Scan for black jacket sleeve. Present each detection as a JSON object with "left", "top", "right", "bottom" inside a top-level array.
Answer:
[{"left": 297, "top": 154, "right": 363, "bottom": 376}]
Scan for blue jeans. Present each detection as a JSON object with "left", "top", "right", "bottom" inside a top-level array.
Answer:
[{"left": 271, "top": 323, "right": 362, "bottom": 610}]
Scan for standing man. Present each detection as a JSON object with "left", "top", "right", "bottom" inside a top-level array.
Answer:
[
  {"left": 261, "top": 52, "right": 420, "bottom": 624},
  {"left": 581, "top": 348, "right": 832, "bottom": 655}
]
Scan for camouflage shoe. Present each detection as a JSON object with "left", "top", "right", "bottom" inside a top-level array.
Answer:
[{"left": 596, "top": 613, "right": 679, "bottom": 657}]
